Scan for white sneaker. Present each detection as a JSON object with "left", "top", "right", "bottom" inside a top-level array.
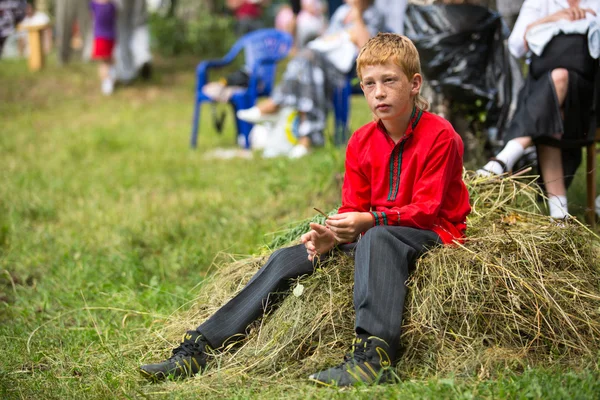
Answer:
[
  {"left": 288, "top": 144, "right": 309, "bottom": 159},
  {"left": 101, "top": 78, "right": 114, "bottom": 95},
  {"left": 236, "top": 106, "right": 279, "bottom": 123}
]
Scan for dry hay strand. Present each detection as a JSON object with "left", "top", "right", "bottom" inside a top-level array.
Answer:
[{"left": 142, "top": 174, "right": 600, "bottom": 387}]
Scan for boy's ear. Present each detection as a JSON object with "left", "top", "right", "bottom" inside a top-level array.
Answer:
[{"left": 411, "top": 73, "right": 422, "bottom": 95}]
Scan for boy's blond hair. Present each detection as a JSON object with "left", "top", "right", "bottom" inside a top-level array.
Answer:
[{"left": 356, "top": 33, "right": 429, "bottom": 111}]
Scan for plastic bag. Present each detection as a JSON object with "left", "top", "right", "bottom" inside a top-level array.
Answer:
[{"left": 404, "top": 3, "right": 523, "bottom": 139}]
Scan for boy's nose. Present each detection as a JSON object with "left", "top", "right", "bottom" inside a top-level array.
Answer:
[{"left": 375, "top": 83, "right": 386, "bottom": 99}]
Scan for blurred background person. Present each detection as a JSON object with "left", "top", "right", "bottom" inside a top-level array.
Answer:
[
  {"left": 238, "top": 0, "right": 385, "bottom": 158},
  {"left": 55, "top": 0, "right": 92, "bottom": 64},
  {"left": 275, "top": 0, "right": 326, "bottom": 50},
  {"left": 2, "top": 0, "right": 51, "bottom": 59},
  {"left": 114, "top": 0, "right": 152, "bottom": 83},
  {"left": 477, "top": 0, "right": 599, "bottom": 219},
  {"left": 0, "top": 0, "right": 26, "bottom": 55},
  {"left": 226, "top": 0, "right": 269, "bottom": 36},
  {"left": 90, "top": 0, "right": 117, "bottom": 95}
]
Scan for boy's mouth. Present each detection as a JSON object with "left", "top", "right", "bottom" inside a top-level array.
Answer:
[{"left": 376, "top": 104, "right": 390, "bottom": 110}]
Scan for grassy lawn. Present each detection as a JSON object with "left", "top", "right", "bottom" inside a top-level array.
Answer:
[{"left": 0, "top": 55, "right": 599, "bottom": 399}]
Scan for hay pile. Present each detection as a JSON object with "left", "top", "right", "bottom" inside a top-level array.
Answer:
[{"left": 144, "top": 174, "right": 600, "bottom": 384}]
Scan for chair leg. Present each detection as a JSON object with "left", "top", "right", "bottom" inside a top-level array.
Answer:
[
  {"left": 232, "top": 101, "right": 253, "bottom": 149},
  {"left": 332, "top": 83, "right": 349, "bottom": 146},
  {"left": 586, "top": 143, "right": 596, "bottom": 228},
  {"left": 190, "top": 100, "right": 201, "bottom": 149}
]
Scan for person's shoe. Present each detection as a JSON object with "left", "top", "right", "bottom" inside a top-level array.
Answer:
[
  {"left": 288, "top": 144, "right": 309, "bottom": 159},
  {"left": 476, "top": 157, "right": 508, "bottom": 177},
  {"left": 101, "top": 78, "right": 114, "bottom": 96},
  {"left": 236, "top": 106, "right": 279, "bottom": 124},
  {"left": 139, "top": 330, "right": 211, "bottom": 382},
  {"left": 309, "top": 335, "right": 394, "bottom": 387}
]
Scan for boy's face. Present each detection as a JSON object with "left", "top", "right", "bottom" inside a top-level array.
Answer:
[{"left": 360, "top": 61, "right": 422, "bottom": 123}]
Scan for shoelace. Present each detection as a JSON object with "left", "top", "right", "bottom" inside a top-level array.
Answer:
[
  {"left": 341, "top": 338, "right": 370, "bottom": 365},
  {"left": 170, "top": 340, "right": 203, "bottom": 359}
]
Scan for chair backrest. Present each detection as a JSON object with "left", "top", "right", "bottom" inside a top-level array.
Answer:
[{"left": 235, "top": 29, "right": 293, "bottom": 95}]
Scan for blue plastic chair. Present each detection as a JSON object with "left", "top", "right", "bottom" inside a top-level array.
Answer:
[{"left": 190, "top": 29, "right": 293, "bottom": 149}]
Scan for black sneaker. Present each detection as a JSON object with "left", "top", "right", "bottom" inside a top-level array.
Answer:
[
  {"left": 139, "top": 330, "right": 211, "bottom": 382},
  {"left": 309, "top": 335, "right": 394, "bottom": 387}
]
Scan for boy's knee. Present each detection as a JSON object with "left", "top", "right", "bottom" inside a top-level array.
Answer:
[{"left": 359, "top": 226, "right": 392, "bottom": 248}]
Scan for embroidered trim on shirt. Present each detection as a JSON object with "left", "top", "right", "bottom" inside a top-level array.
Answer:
[
  {"left": 386, "top": 107, "right": 422, "bottom": 201},
  {"left": 371, "top": 211, "right": 389, "bottom": 226},
  {"left": 371, "top": 211, "right": 379, "bottom": 226}
]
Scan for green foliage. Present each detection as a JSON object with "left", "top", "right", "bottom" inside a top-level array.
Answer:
[{"left": 149, "top": 13, "right": 236, "bottom": 58}]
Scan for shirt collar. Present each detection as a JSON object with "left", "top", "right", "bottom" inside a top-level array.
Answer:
[{"left": 376, "top": 105, "right": 423, "bottom": 141}]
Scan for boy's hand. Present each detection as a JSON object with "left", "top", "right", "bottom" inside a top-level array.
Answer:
[
  {"left": 325, "top": 212, "right": 373, "bottom": 243},
  {"left": 301, "top": 223, "right": 337, "bottom": 261}
]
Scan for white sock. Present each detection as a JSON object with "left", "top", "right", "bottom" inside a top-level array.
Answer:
[
  {"left": 478, "top": 140, "right": 526, "bottom": 175},
  {"left": 548, "top": 195, "right": 568, "bottom": 219}
]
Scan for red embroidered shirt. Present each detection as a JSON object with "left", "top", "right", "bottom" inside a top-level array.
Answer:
[{"left": 338, "top": 108, "right": 471, "bottom": 244}]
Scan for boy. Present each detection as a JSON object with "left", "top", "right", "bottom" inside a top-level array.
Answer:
[{"left": 139, "top": 33, "right": 471, "bottom": 386}]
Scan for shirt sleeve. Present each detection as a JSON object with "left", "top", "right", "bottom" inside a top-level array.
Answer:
[
  {"left": 372, "top": 132, "right": 463, "bottom": 230},
  {"left": 508, "top": 0, "right": 542, "bottom": 58},
  {"left": 338, "top": 136, "right": 371, "bottom": 214}
]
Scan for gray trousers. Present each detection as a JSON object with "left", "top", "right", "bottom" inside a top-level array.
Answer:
[
  {"left": 196, "top": 226, "right": 440, "bottom": 358},
  {"left": 55, "top": 0, "right": 92, "bottom": 63}
]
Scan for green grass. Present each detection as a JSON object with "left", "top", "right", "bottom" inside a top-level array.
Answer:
[{"left": 0, "top": 55, "right": 598, "bottom": 399}]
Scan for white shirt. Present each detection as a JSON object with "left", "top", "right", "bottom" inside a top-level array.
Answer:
[{"left": 508, "top": 0, "right": 600, "bottom": 58}]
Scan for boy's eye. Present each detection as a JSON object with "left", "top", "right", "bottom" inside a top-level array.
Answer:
[{"left": 363, "top": 81, "right": 374, "bottom": 87}]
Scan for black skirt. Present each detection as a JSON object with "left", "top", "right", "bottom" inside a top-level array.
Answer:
[
  {"left": 503, "top": 69, "right": 594, "bottom": 149},
  {"left": 502, "top": 69, "right": 595, "bottom": 190}
]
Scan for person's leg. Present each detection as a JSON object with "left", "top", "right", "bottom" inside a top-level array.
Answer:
[
  {"left": 140, "top": 244, "right": 318, "bottom": 381},
  {"left": 478, "top": 136, "right": 533, "bottom": 176},
  {"left": 352, "top": 226, "right": 440, "bottom": 357},
  {"left": 238, "top": 49, "right": 319, "bottom": 122},
  {"left": 256, "top": 98, "right": 279, "bottom": 114},
  {"left": 310, "top": 226, "right": 440, "bottom": 386},
  {"left": 539, "top": 68, "right": 570, "bottom": 218},
  {"left": 196, "top": 244, "right": 316, "bottom": 348},
  {"left": 478, "top": 66, "right": 571, "bottom": 180},
  {"left": 99, "top": 60, "right": 115, "bottom": 95},
  {"left": 114, "top": 1, "right": 135, "bottom": 82},
  {"left": 54, "top": 0, "right": 72, "bottom": 64},
  {"left": 538, "top": 144, "right": 568, "bottom": 218},
  {"left": 76, "top": 0, "right": 93, "bottom": 62}
]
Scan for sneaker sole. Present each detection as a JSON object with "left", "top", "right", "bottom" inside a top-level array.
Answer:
[{"left": 139, "top": 367, "right": 166, "bottom": 382}]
